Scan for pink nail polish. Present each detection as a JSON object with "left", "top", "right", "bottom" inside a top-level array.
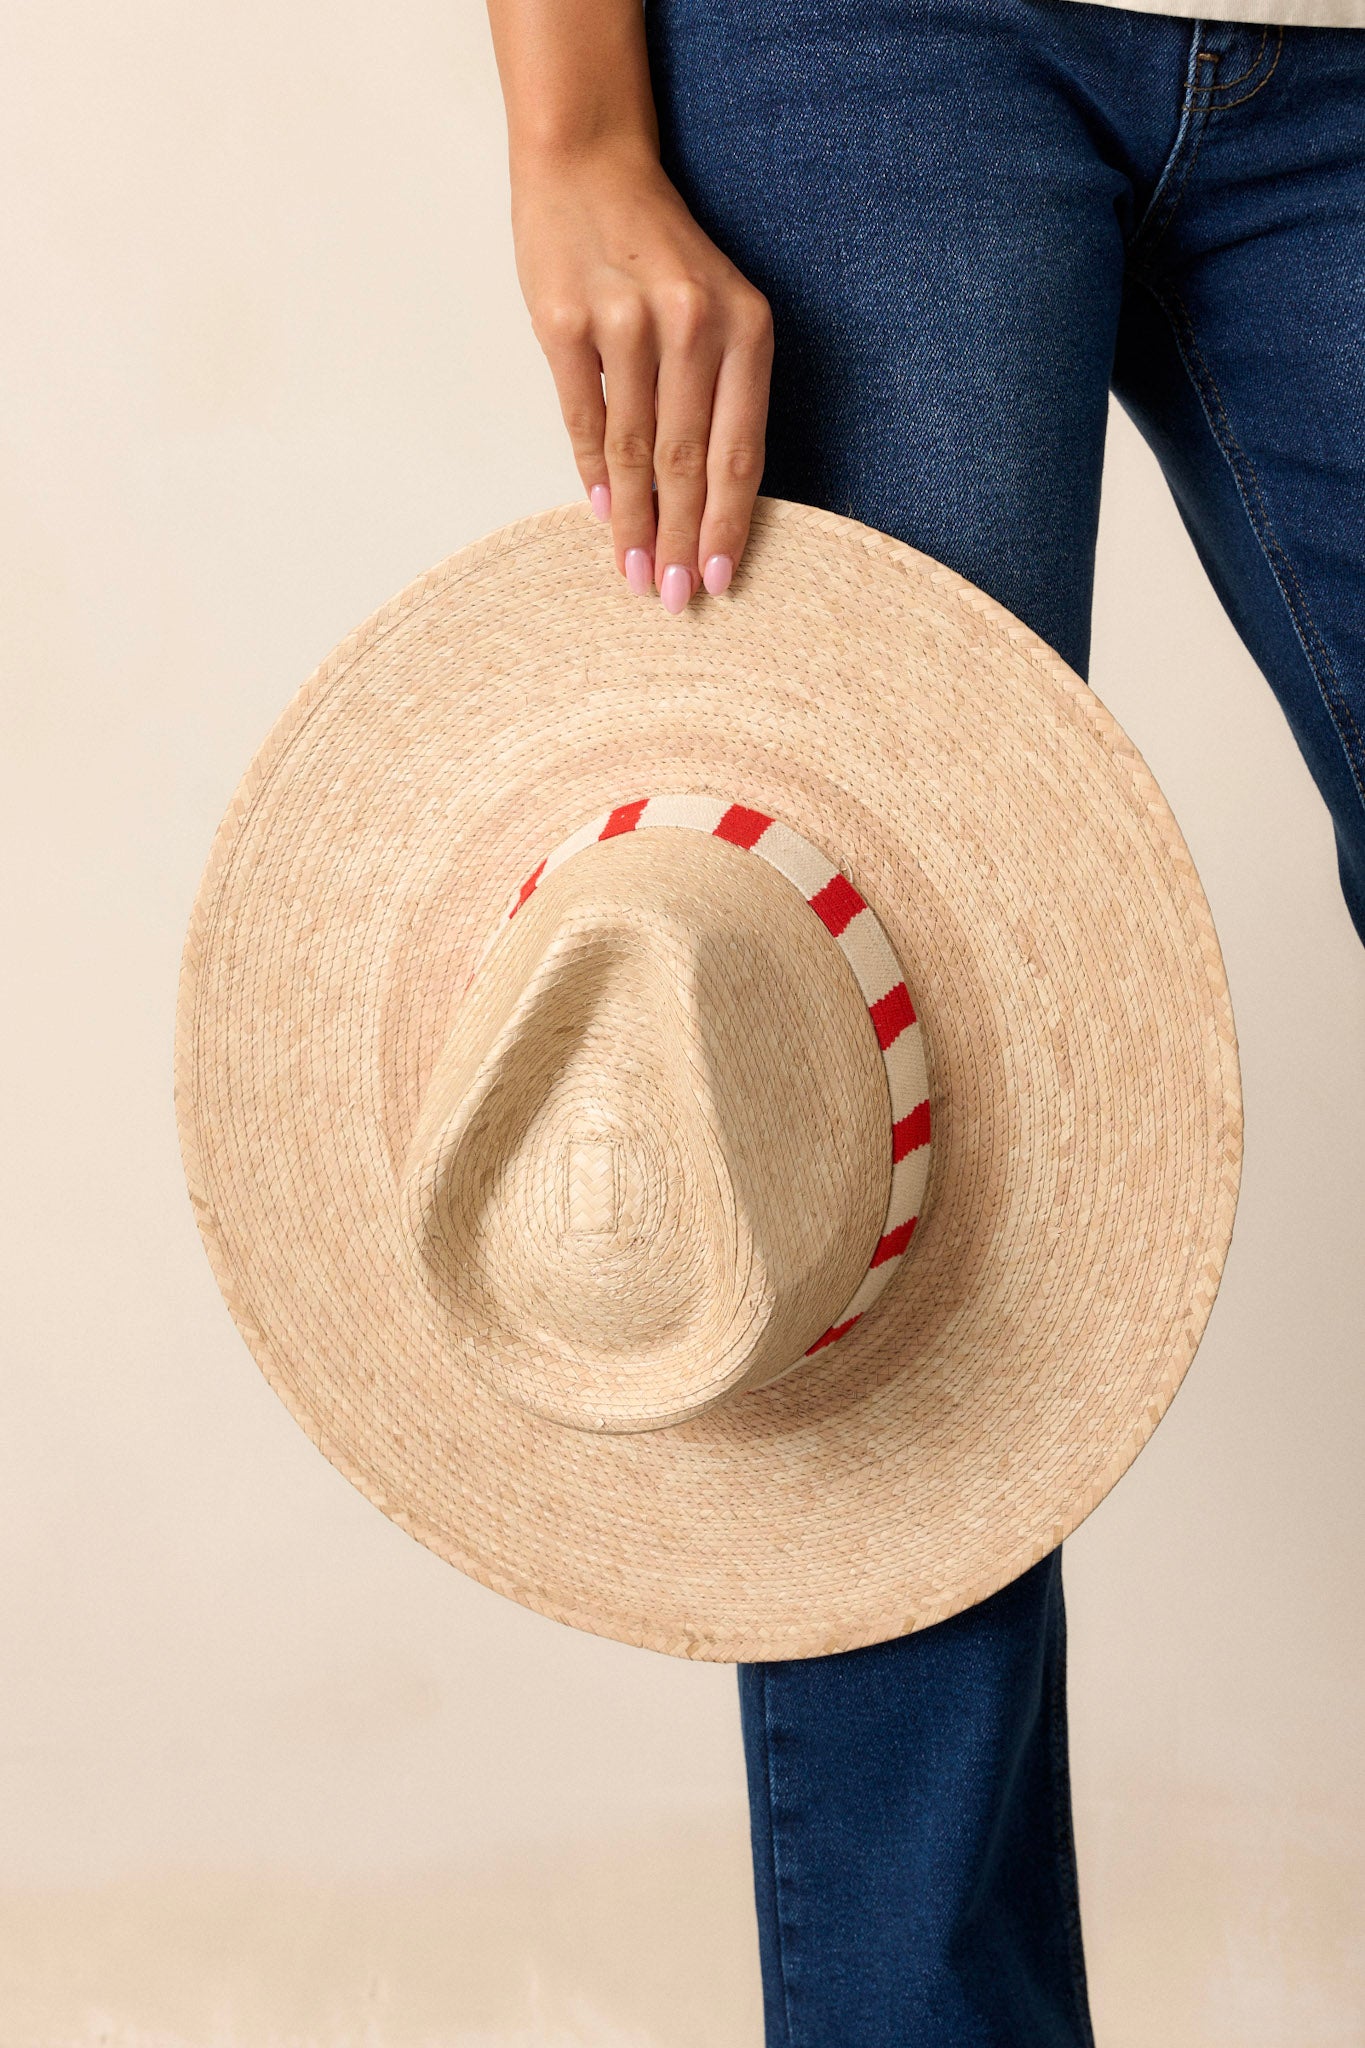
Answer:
[
  {"left": 660, "top": 564, "right": 692, "bottom": 615},
  {"left": 624, "top": 547, "right": 653, "bottom": 596},
  {"left": 589, "top": 483, "right": 611, "bottom": 522},
  {"left": 703, "top": 553, "right": 734, "bottom": 596}
]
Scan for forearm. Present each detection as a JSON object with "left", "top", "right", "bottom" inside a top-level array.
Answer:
[
  {"left": 485, "top": 0, "right": 659, "bottom": 166},
  {"left": 483, "top": 0, "right": 772, "bottom": 609}
]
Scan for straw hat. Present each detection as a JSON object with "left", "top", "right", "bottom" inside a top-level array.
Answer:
[{"left": 175, "top": 497, "right": 1242, "bottom": 1661}]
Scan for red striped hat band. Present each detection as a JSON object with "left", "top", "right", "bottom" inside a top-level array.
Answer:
[{"left": 472, "top": 794, "right": 933, "bottom": 1362}]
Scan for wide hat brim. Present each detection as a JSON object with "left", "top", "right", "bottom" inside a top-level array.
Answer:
[{"left": 176, "top": 499, "right": 1242, "bottom": 1660}]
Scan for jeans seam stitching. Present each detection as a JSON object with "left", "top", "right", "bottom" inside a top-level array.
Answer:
[
  {"left": 1048, "top": 1586, "right": 1096, "bottom": 2046},
  {"left": 1145, "top": 102, "right": 1213, "bottom": 255},
  {"left": 760, "top": 1668, "right": 799, "bottom": 2048},
  {"left": 1205, "top": 28, "right": 1284, "bottom": 109},
  {"left": 1128, "top": 26, "right": 1212, "bottom": 260},
  {"left": 1144, "top": 276, "right": 1365, "bottom": 815},
  {"left": 1191, "top": 24, "right": 1267, "bottom": 91}
]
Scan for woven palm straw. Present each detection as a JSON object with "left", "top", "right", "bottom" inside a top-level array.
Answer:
[{"left": 176, "top": 497, "right": 1242, "bottom": 1662}]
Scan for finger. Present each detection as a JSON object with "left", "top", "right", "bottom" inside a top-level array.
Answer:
[
  {"left": 652, "top": 287, "right": 723, "bottom": 614},
  {"left": 697, "top": 296, "right": 772, "bottom": 597},
  {"left": 598, "top": 298, "right": 660, "bottom": 594},
  {"left": 540, "top": 318, "right": 610, "bottom": 521}
]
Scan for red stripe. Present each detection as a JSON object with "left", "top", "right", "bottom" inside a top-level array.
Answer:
[
  {"left": 805, "top": 1314, "right": 862, "bottom": 1355},
  {"left": 511, "top": 857, "right": 547, "bottom": 915},
  {"left": 714, "top": 802, "right": 773, "bottom": 850},
  {"left": 870, "top": 980, "right": 916, "bottom": 1048},
  {"left": 892, "top": 1098, "right": 931, "bottom": 1160},
  {"left": 807, "top": 871, "right": 865, "bottom": 937},
  {"left": 871, "top": 1215, "right": 917, "bottom": 1267},
  {"left": 599, "top": 799, "right": 649, "bottom": 839}
]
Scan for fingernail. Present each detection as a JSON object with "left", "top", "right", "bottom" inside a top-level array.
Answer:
[
  {"left": 589, "top": 483, "right": 611, "bottom": 522},
  {"left": 702, "top": 553, "right": 733, "bottom": 597},
  {"left": 624, "top": 547, "right": 654, "bottom": 596},
  {"left": 660, "top": 564, "right": 693, "bottom": 615}
]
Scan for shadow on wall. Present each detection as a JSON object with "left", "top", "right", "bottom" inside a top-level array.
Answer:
[
  {"left": 0, "top": 1820, "right": 765, "bottom": 2048},
  {"left": 5, "top": 1783, "right": 1365, "bottom": 2048},
  {"left": 1080, "top": 1778, "right": 1365, "bottom": 2048}
]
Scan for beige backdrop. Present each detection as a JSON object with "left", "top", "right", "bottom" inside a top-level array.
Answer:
[{"left": 3, "top": 5, "right": 1364, "bottom": 2045}]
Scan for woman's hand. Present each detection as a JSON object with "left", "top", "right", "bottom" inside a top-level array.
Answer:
[{"left": 509, "top": 139, "right": 773, "bottom": 611}]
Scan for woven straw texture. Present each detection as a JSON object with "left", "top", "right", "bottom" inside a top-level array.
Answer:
[
  {"left": 176, "top": 497, "right": 1242, "bottom": 1661},
  {"left": 439, "top": 792, "right": 932, "bottom": 1400}
]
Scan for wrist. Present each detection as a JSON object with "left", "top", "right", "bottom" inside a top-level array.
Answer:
[{"left": 508, "top": 125, "right": 661, "bottom": 189}]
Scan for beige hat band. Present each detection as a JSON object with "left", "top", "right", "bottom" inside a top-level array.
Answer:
[{"left": 464, "top": 791, "right": 932, "bottom": 1365}]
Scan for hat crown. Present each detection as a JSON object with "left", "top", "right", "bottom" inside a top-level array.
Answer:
[{"left": 401, "top": 829, "right": 891, "bottom": 1431}]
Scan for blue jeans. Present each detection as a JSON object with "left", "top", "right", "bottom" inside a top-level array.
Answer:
[{"left": 645, "top": 2, "right": 1365, "bottom": 2040}]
